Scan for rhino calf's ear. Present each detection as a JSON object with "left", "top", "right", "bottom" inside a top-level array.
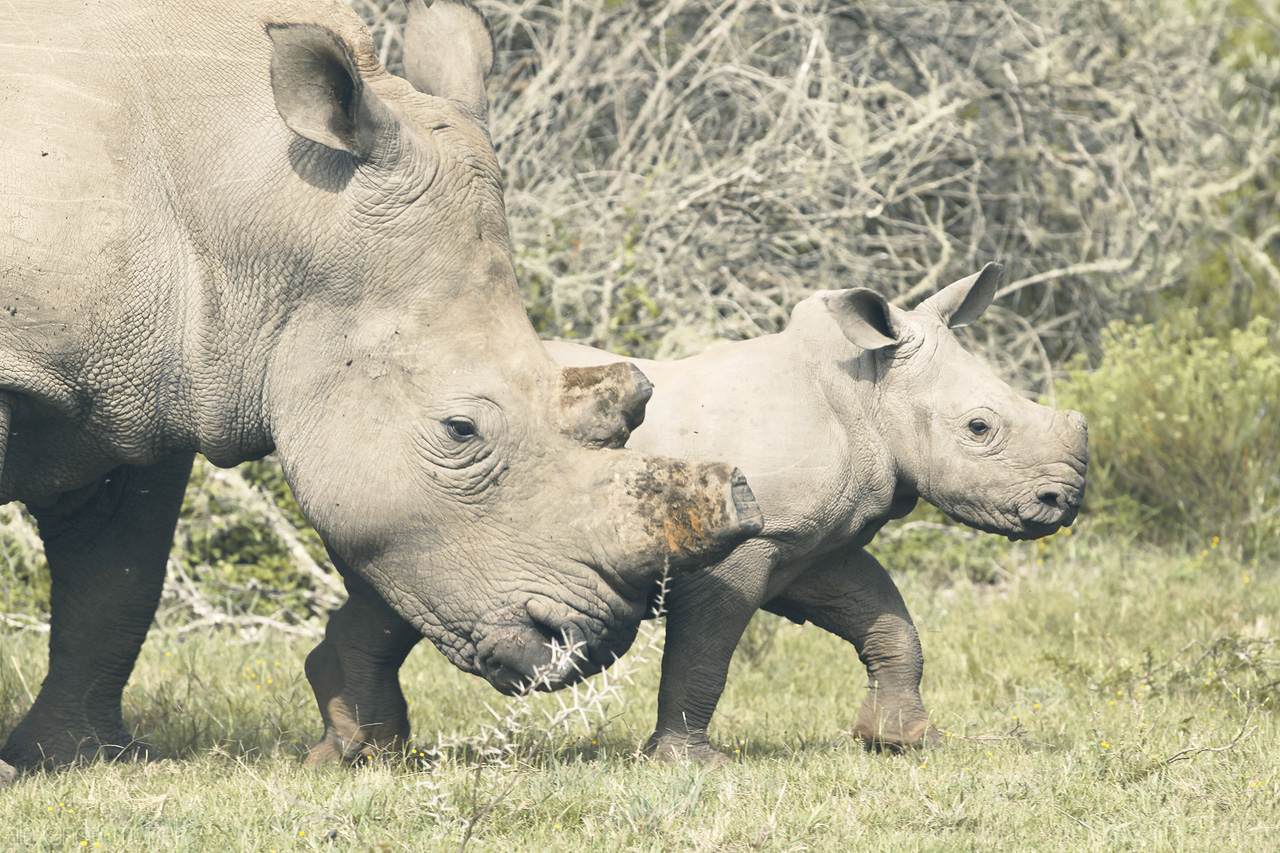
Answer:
[
  {"left": 826, "top": 289, "right": 898, "bottom": 351},
  {"left": 403, "top": 0, "right": 495, "bottom": 120},
  {"left": 918, "top": 262, "right": 1004, "bottom": 329}
]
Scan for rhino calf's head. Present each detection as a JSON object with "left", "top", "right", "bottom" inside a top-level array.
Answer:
[{"left": 808, "top": 263, "right": 1087, "bottom": 540}]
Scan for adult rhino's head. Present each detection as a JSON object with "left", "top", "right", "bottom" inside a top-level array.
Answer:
[
  {"left": 800, "top": 263, "right": 1087, "bottom": 539},
  {"left": 252, "top": 1, "right": 760, "bottom": 693}
]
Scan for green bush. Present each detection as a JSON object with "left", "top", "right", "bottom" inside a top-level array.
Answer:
[{"left": 1054, "top": 313, "right": 1280, "bottom": 559}]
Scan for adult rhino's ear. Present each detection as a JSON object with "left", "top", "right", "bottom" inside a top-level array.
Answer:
[
  {"left": 268, "top": 23, "right": 396, "bottom": 160},
  {"left": 918, "top": 262, "right": 1003, "bottom": 328},
  {"left": 403, "top": 0, "right": 495, "bottom": 121},
  {"left": 825, "top": 288, "right": 899, "bottom": 351}
]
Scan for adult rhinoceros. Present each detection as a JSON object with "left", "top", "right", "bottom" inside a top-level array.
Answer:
[
  {"left": 298, "top": 263, "right": 1088, "bottom": 765},
  {"left": 0, "top": 0, "right": 761, "bottom": 780}
]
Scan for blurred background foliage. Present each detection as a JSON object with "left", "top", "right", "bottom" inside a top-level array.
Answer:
[{"left": 2, "top": 0, "right": 1277, "bottom": 625}]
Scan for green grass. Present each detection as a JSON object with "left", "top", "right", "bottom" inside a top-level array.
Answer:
[{"left": 1, "top": 524, "right": 1277, "bottom": 851}]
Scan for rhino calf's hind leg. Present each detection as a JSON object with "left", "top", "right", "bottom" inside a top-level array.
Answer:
[
  {"left": 0, "top": 455, "right": 194, "bottom": 772},
  {"left": 304, "top": 560, "right": 421, "bottom": 767},
  {"left": 764, "top": 548, "right": 935, "bottom": 751}
]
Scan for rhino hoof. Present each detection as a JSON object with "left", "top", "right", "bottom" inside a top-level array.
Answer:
[
  {"left": 853, "top": 721, "right": 938, "bottom": 754},
  {"left": 644, "top": 734, "right": 732, "bottom": 766}
]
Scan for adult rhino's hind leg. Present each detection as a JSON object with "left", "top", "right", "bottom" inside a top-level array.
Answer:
[
  {"left": 0, "top": 455, "right": 194, "bottom": 772},
  {"left": 304, "top": 559, "right": 421, "bottom": 767},
  {"left": 764, "top": 548, "right": 935, "bottom": 751}
]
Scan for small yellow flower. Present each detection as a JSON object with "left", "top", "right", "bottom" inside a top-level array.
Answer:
[{"left": 1101, "top": 742, "right": 1110, "bottom": 748}]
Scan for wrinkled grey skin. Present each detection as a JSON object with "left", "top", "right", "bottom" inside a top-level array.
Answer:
[
  {"left": 549, "top": 263, "right": 1089, "bottom": 761},
  {"left": 0, "top": 0, "right": 761, "bottom": 780},
  {"left": 303, "top": 263, "right": 1087, "bottom": 765}
]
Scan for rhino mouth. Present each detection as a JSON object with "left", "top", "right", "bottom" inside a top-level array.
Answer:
[
  {"left": 472, "top": 603, "right": 633, "bottom": 695},
  {"left": 1007, "top": 480, "right": 1084, "bottom": 540}
]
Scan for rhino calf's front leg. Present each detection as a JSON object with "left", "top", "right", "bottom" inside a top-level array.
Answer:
[
  {"left": 648, "top": 547, "right": 774, "bottom": 764},
  {"left": 304, "top": 562, "right": 422, "bottom": 766},
  {"left": 765, "top": 548, "right": 935, "bottom": 750}
]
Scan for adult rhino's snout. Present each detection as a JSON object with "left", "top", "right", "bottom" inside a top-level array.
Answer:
[
  {"left": 473, "top": 606, "right": 590, "bottom": 695},
  {"left": 473, "top": 598, "right": 635, "bottom": 695}
]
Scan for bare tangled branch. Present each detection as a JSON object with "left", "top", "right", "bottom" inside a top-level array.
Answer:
[{"left": 352, "top": 0, "right": 1279, "bottom": 393}]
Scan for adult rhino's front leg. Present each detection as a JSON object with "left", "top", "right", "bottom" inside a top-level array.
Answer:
[
  {"left": 649, "top": 544, "right": 774, "bottom": 764},
  {"left": 303, "top": 560, "right": 421, "bottom": 766},
  {"left": 0, "top": 455, "right": 193, "bottom": 772},
  {"left": 764, "top": 548, "right": 935, "bottom": 751}
]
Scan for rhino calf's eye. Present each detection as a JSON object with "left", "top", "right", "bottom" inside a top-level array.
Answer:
[
  {"left": 445, "top": 418, "right": 477, "bottom": 441},
  {"left": 968, "top": 419, "right": 990, "bottom": 437}
]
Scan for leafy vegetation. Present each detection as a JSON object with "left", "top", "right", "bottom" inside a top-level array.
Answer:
[{"left": 1055, "top": 314, "right": 1280, "bottom": 560}]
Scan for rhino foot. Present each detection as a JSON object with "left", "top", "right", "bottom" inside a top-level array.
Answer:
[
  {"left": 0, "top": 720, "right": 157, "bottom": 772},
  {"left": 852, "top": 703, "right": 937, "bottom": 753},
  {"left": 643, "top": 732, "right": 732, "bottom": 766},
  {"left": 303, "top": 731, "right": 378, "bottom": 768},
  {"left": 302, "top": 722, "right": 407, "bottom": 768}
]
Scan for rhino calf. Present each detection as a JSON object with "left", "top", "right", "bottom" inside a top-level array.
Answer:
[{"left": 547, "top": 263, "right": 1089, "bottom": 761}]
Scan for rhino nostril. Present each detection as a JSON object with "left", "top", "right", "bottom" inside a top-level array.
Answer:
[{"left": 1037, "top": 488, "right": 1064, "bottom": 510}]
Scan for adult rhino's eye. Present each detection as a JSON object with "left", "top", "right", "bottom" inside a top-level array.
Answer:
[
  {"left": 968, "top": 419, "right": 991, "bottom": 437},
  {"left": 445, "top": 418, "right": 477, "bottom": 441}
]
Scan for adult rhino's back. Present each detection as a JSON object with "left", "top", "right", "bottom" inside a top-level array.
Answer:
[
  {"left": 0, "top": 0, "right": 380, "bottom": 497},
  {"left": 1, "top": 0, "right": 368, "bottom": 302}
]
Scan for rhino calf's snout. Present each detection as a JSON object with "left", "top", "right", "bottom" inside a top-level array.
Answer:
[{"left": 1036, "top": 485, "right": 1074, "bottom": 512}]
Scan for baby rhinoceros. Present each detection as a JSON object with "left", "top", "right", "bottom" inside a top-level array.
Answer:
[{"left": 548, "top": 262, "right": 1088, "bottom": 763}]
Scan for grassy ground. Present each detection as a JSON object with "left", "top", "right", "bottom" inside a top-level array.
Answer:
[{"left": 1, "top": 521, "right": 1277, "bottom": 851}]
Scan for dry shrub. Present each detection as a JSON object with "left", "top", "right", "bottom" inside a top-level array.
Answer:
[{"left": 355, "top": 0, "right": 1278, "bottom": 390}]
